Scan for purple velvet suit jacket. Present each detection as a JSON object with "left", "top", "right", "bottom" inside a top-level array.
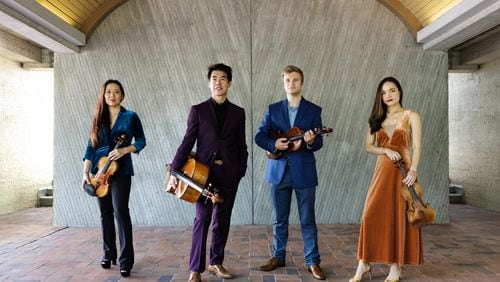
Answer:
[{"left": 171, "top": 98, "right": 248, "bottom": 187}]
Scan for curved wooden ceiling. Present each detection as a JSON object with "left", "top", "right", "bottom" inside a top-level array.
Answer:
[
  {"left": 377, "top": 0, "right": 462, "bottom": 37},
  {"left": 4, "top": 0, "right": 498, "bottom": 70},
  {"left": 36, "top": 0, "right": 128, "bottom": 39},
  {"left": 35, "top": 0, "right": 462, "bottom": 40}
]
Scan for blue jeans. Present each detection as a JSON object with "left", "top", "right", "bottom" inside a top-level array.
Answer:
[{"left": 270, "top": 168, "right": 320, "bottom": 266}]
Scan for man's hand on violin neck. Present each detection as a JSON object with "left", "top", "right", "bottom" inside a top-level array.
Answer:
[{"left": 304, "top": 129, "right": 316, "bottom": 145}]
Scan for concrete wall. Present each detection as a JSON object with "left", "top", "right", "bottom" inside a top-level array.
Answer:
[
  {"left": 0, "top": 57, "right": 54, "bottom": 215},
  {"left": 53, "top": 0, "right": 449, "bottom": 226},
  {"left": 449, "top": 58, "right": 500, "bottom": 212}
]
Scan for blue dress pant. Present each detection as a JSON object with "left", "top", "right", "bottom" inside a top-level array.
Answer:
[
  {"left": 97, "top": 175, "right": 134, "bottom": 271},
  {"left": 270, "top": 168, "right": 320, "bottom": 266}
]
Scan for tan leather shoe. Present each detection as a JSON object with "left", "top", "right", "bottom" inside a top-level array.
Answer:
[
  {"left": 207, "top": 264, "right": 233, "bottom": 279},
  {"left": 188, "top": 271, "right": 201, "bottom": 282},
  {"left": 259, "top": 257, "right": 285, "bottom": 271},
  {"left": 308, "top": 265, "right": 326, "bottom": 280}
]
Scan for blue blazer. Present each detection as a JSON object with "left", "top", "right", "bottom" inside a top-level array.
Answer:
[
  {"left": 83, "top": 107, "right": 146, "bottom": 176},
  {"left": 255, "top": 98, "right": 323, "bottom": 188}
]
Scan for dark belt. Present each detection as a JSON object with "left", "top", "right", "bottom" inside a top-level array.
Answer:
[{"left": 214, "top": 159, "right": 223, "bottom": 166}]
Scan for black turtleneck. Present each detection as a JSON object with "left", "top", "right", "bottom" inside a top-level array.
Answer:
[{"left": 210, "top": 98, "right": 229, "bottom": 132}]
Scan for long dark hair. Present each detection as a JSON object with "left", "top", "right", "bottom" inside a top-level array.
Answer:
[
  {"left": 90, "top": 79, "right": 125, "bottom": 147},
  {"left": 368, "top": 77, "right": 403, "bottom": 134}
]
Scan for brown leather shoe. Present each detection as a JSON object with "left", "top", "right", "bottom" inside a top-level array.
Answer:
[
  {"left": 207, "top": 264, "right": 233, "bottom": 279},
  {"left": 259, "top": 257, "right": 285, "bottom": 271},
  {"left": 308, "top": 265, "right": 326, "bottom": 280},
  {"left": 188, "top": 271, "right": 201, "bottom": 282}
]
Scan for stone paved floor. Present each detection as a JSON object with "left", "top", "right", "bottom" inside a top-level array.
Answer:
[{"left": 0, "top": 204, "right": 499, "bottom": 281}]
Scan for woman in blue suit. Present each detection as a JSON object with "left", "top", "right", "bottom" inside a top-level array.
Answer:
[
  {"left": 255, "top": 65, "right": 326, "bottom": 280},
  {"left": 82, "top": 79, "right": 146, "bottom": 277}
]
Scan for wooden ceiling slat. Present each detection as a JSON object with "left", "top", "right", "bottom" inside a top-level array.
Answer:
[
  {"left": 415, "top": 0, "right": 461, "bottom": 26},
  {"left": 45, "top": 0, "right": 86, "bottom": 25},
  {"left": 412, "top": 0, "right": 434, "bottom": 15},
  {"left": 80, "top": 0, "right": 99, "bottom": 10},
  {"left": 402, "top": 0, "right": 424, "bottom": 12},
  {"left": 52, "top": 0, "right": 91, "bottom": 20},
  {"left": 72, "top": 0, "right": 95, "bottom": 13},
  {"left": 419, "top": 0, "right": 453, "bottom": 23},
  {"left": 414, "top": 1, "right": 439, "bottom": 19},
  {"left": 37, "top": 0, "right": 80, "bottom": 27}
]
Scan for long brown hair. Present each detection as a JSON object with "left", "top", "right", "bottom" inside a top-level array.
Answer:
[
  {"left": 368, "top": 77, "right": 403, "bottom": 134},
  {"left": 90, "top": 79, "right": 125, "bottom": 147}
]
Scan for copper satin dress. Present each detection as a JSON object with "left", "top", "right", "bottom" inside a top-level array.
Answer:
[{"left": 357, "top": 110, "right": 423, "bottom": 266}]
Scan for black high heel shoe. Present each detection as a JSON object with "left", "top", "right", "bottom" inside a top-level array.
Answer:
[
  {"left": 101, "top": 259, "right": 116, "bottom": 269},
  {"left": 120, "top": 269, "right": 131, "bottom": 277}
]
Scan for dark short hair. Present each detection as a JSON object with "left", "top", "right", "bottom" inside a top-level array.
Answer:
[{"left": 207, "top": 63, "right": 232, "bottom": 82}]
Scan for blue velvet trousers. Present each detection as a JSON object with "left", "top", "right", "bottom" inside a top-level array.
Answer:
[{"left": 97, "top": 175, "right": 134, "bottom": 271}]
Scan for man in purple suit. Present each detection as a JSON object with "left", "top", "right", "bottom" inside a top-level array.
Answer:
[{"left": 165, "top": 63, "right": 248, "bottom": 282}]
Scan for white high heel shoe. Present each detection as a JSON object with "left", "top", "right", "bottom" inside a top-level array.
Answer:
[{"left": 349, "top": 263, "right": 372, "bottom": 282}]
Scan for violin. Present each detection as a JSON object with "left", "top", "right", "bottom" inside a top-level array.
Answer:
[
  {"left": 395, "top": 160, "right": 435, "bottom": 226},
  {"left": 266, "top": 126, "right": 333, "bottom": 159},
  {"left": 166, "top": 154, "right": 223, "bottom": 205},
  {"left": 86, "top": 134, "right": 127, "bottom": 197}
]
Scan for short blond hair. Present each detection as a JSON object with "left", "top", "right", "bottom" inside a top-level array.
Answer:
[{"left": 282, "top": 65, "right": 304, "bottom": 83}]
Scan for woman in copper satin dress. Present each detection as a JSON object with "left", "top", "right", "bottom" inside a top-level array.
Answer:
[{"left": 349, "top": 77, "right": 423, "bottom": 282}]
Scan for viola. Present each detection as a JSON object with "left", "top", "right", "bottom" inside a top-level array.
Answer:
[
  {"left": 266, "top": 126, "right": 333, "bottom": 159},
  {"left": 395, "top": 160, "right": 435, "bottom": 226},
  {"left": 87, "top": 134, "right": 127, "bottom": 197},
  {"left": 166, "top": 154, "right": 223, "bottom": 205}
]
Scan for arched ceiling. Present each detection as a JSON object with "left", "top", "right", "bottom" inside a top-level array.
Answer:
[
  {"left": 378, "top": 0, "right": 462, "bottom": 37},
  {"left": 33, "top": 0, "right": 463, "bottom": 40},
  {"left": 0, "top": 0, "right": 499, "bottom": 71},
  {"left": 35, "top": 0, "right": 127, "bottom": 39}
]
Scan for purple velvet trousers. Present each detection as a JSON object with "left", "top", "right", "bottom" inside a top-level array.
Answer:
[{"left": 189, "top": 165, "right": 239, "bottom": 273}]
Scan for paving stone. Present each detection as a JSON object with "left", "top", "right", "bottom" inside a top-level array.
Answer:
[{"left": 0, "top": 205, "right": 499, "bottom": 281}]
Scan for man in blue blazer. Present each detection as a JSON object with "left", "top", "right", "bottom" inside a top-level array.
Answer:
[
  {"left": 165, "top": 63, "right": 248, "bottom": 282},
  {"left": 255, "top": 65, "right": 326, "bottom": 280}
]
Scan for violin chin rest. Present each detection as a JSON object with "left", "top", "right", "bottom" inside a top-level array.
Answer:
[{"left": 84, "top": 183, "right": 97, "bottom": 197}]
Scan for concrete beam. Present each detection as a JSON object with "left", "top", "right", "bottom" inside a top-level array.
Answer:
[
  {"left": 460, "top": 26, "right": 500, "bottom": 65},
  {"left": 0, "top": 1, "right": 80, "bottom": 53},
  {"left": 0, "top": 27, "right": 41, "bottom": 62},
  {"left": 22, "top": 48, "right": 52, "bottom": 69},
  {"left": 417, "top": 0, "right": 500, "bottom": 51},
  {"left": 1, "top": 0, "right": 85, "bottom": 45},
  {"left": 448, "top": 50, "right": 479, "bottom": 73}
]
